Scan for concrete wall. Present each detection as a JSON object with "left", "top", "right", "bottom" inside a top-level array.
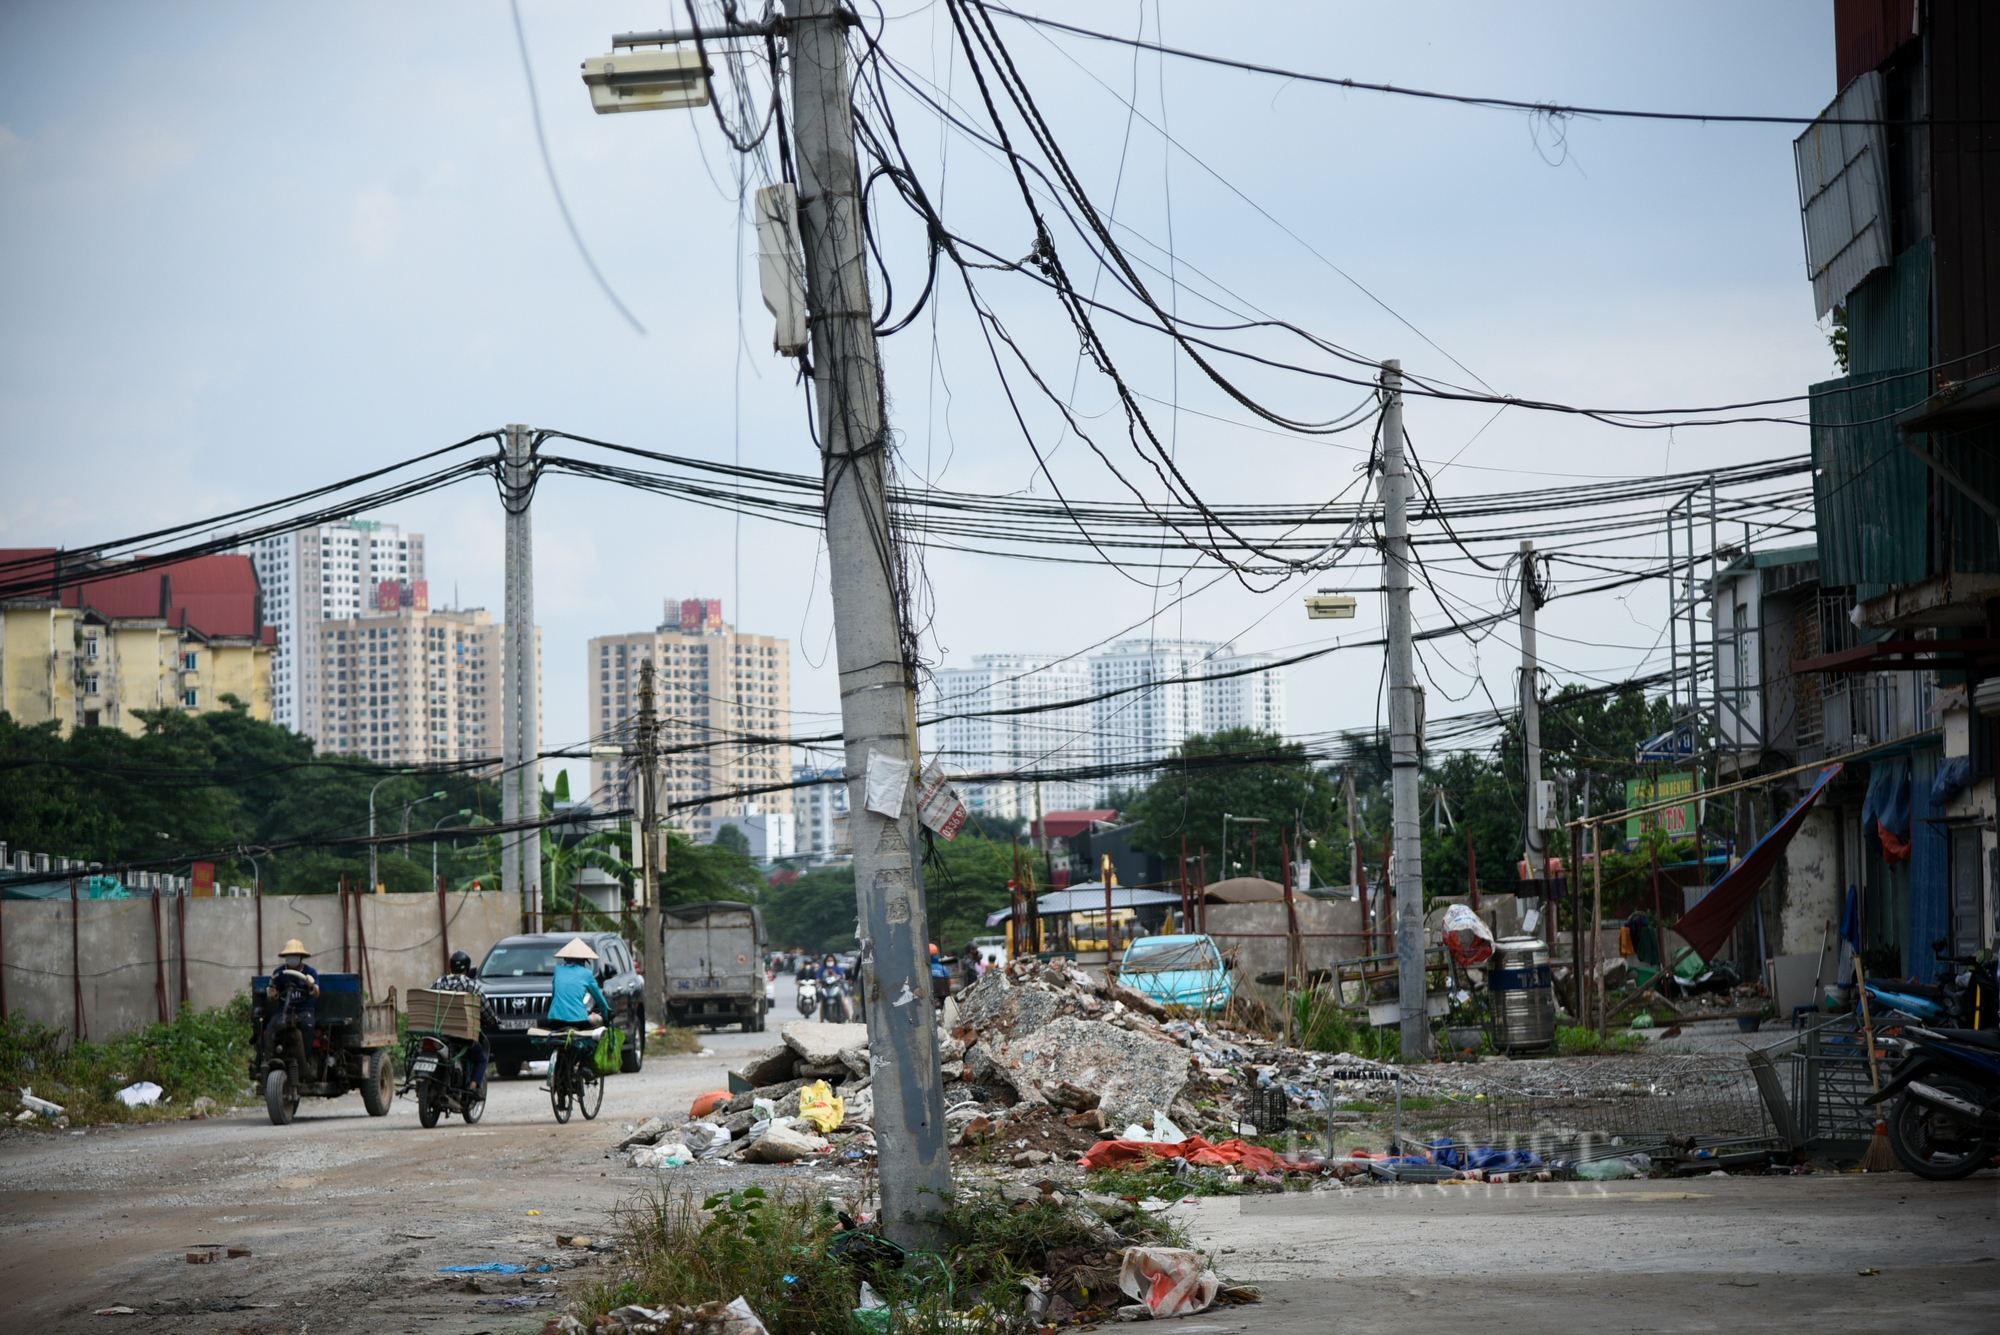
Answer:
[
  {"left": 1206, "top": 897, "right": 1364, "bottom": 1010},
  {"left": 0, "top": 890, "right": 520, "bottom": 1040},
  {"left": 1776, "top": 805, "right": 1844, "bottom": 957}
]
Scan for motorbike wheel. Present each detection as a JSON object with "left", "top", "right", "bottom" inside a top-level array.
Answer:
[
  {"left": 360, "top": 1049, "right": 394, "bottom": 1117},
  {"left": 622, "top": 1016, "right": 644, "bottom": 1074},
  {"left": 417, "top": 1079, "right": 443, "bottom": 1129},
  {"left": 550, "top": 1053, "right": 574, "bottom": 1125},
  {"left": 265, "top": 1069, "right": 295, "bottom": 1126},
  {"left": 1888, "top": 1079, "right": 1999, "bottom": 1179},
  {"left": 462, "top": 1081, "right": 486, "bottom": 1126},
  {"left": 577, "top": 1063, "right": 604, "bottom": 1121}
]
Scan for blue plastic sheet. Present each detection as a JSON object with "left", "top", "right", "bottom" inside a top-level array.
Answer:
[
  {"left": 1430, "top": 1139, "right": 1545, "bottom": 1171},
  {"left": 438, "top": 1263, "right": 527, "bottom": 1274}
]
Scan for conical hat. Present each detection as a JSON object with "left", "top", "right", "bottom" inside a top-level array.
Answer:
[
  {"left": 554, "top": 938, "right": 600, "bottom": 962},
  {"left": 280, "top": 939, "right": 311, "bottom": 957}
]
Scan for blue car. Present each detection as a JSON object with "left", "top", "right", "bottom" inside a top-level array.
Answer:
[{"left": 1117, "top": 935, "right": 1231, "bottom": 1011}]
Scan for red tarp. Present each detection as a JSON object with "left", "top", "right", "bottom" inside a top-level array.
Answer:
[
  {"left": 1078, "top": 1135, "right": 1290, "bottom": 1174},
  {"left": 1673, "top": 764, "right": 1842, "bottom": 962}
]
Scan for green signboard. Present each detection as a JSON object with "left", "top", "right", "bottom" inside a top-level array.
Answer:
[{"left": 1627, "top": 771, "right": 1697, "bottom": 845}]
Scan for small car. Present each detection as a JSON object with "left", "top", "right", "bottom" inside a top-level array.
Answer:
[
  {"left": 1116, "top": 934, "right": 1232, "bottom": 1011},
  {"left": 479, "top": 931, "right": 646, "bottom": 1079}
]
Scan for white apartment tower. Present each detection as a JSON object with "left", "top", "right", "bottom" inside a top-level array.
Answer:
[
  {"left": 1089, "top": 640, "right": 1286, "bottom": 795},
  {"left": 247, "top": 520, "right": 426, "bottom": 733},
  {"left": 587, "top": 598, "right": 792, "bottom": 847},
  {"left": 926, "top": 654, "right": 1095, "bottom": 820}
]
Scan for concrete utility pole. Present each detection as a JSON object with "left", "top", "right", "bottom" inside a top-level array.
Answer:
[
  {"left": 789, "top": 0, "right": 950, "bottom": 1246},
  {"left": 1520, "top": 540, "right": 1548, "bottom": 888},
  {"left": 1380, "top": 360, "right": 1428, "bottom": 1061},
  {"left": 636, "top": 660, "right": 665, "bottom": 1038},
  {"left": 501, "top": 423, "right": 542, "bottom": 934}
]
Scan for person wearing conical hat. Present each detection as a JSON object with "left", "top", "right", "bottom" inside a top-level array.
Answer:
[
  {"left": 266, "top": 938, "right": 321, "bottom": 1063},
  {"left": 547, "top": 937, "right": 610, "bottom": 1032}
]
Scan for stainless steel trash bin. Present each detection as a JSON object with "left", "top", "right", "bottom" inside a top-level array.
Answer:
[{"left": 1488, "top": 935, "right": 1555, "bottom": 1053}]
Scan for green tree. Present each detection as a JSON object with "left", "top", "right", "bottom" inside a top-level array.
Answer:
[
  {"left": 761, "top": 864, "right": 858, "bottom": 953},
  {"left": 713, "top": 823, "right": 753, "bottom": 858}
]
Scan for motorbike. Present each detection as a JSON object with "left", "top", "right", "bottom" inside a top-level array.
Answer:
[
  {"left": 797, "top": 975, "right": 820, "bottom": 1017},
  {"left": 1864, "top": 943, "right": 1997, "bottom": 1029},
  {"left": 1867, "top": 1023, "right": 2000, "bottom": 1179},
  {"left": 818, "top": 974, "right": 852, "bottom": 1025},
  {"left": 403, "top": 1032, "right": 486, "bottom": 1128}
]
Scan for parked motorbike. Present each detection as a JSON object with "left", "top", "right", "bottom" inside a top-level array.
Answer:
[
  {"left": 1864, "top": 943, "right": 1997, "bottom": 1030},
  {"left": 404, "top": 1032, "right": 486, "bottom": 1128},
  {"left": 819, "top": 975, "right": 852, "bottom": 1025},
  {"left": 1866, "top": 1024, "right": 2000, "bottom": 1179},
  {"left": 797, "top": 976, "right": 820, "bottom": 1017}
]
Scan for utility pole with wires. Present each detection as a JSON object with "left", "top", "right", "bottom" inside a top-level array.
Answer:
[
  {"left": 1520, "top": 539, "right": 1549, "bottom": 893},
  {"left": 1381, "top": 359, "right": 1429, "bottom": 1061},
  {"left": 636, "top": 660, "right": 665, "bottom": 1042},
  {"left": 789, "top": 0, "right": 951, "bottom": 1247},
  {"left": 500, "top": 423, "right": 542, "bottom": 934}
]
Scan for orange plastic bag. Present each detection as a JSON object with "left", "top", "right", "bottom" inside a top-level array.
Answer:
[
  {"left": 691, "top": 1089, "right": 732, "bottom": 1118},
  {"left": 1118, "top": 1247, "right": 1219, "bottom": 1317}
]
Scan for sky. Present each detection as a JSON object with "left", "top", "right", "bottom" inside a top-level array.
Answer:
[{"left": 0, "top": 1, "right": 1841, "bottom": 803}]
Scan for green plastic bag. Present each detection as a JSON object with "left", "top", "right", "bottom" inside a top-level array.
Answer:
[{"left": 593, "top": 1027, "right": 625, "bottom": 1075}]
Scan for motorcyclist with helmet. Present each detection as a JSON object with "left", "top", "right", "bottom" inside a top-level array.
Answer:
[{"left": 429, "top": 949, "right": 490, "bottom": 1093}]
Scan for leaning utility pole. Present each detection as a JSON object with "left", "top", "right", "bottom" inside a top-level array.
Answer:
[
  {"left": 790, "top": 0, "right": 951, "bottom": 1245},
  {"left": 501, "top": 423, "right": 542, "bottom": 934},
  {"left": 1520, "top": 539, "right": 1548, "bottom": 889},
  {"left": 1380, "top": 360, "right": 1428, "bottom": 1061},
  {"left": 636, "top": 661, "right": 665, "bottom": 1037}
]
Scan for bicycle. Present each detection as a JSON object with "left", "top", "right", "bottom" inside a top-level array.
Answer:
[{"left": 531, "top": 1024, "right": 604, "bottom": 1124}]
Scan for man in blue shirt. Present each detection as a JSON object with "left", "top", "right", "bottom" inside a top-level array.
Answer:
[
  {"left": 267, "top": 938, "right": 321, "bottom": 1063},
  {"left": 548, "top": 937, "right": 611, "bottom": 1028}
]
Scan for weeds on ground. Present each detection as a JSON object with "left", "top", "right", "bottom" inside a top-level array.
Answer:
[
  {"left": 1087, "top": 1161, "right": 1241, "bottom": 1198},
  {"left": 647, "top": 1026, "right": 704, "bottom": 1057},
  {"left": 1554, "top": 1025, "right": 1646, "bottom": 1056},
  {"left": 1290, "top": 989, "right": 1402, "bottom": 1061},
  {"left": 0, "top": 995, "right": 255, "bottom": 1126}
]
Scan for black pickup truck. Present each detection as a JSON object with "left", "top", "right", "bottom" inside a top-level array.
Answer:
[{"left": 478, "top": 931, "right": 646, "bottom": 1078}]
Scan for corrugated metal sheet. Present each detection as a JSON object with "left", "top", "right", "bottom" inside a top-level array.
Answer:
[
  {"left": 1937, "top": 423, "right": 2000, "bottom": 573},
  {"left": 1795, "top": 71, "right": 1892, "bottom": 319},
  {"left": 1835, "top": 0, "right": 1919, "bottom": 90},
  {"left": 1810, "top": 368, "right": 1931, "bottom": 589},
  {"left": 1847, "top": 237, "right": 1932, "bottom": 375},
  {"left": 1931, "top": 0, "right": 2000, "bottom": 382}
]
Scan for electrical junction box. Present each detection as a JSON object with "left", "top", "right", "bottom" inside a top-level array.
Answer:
[
  {"left": 582, "top": 49, "right": 710, "bottom": 114},
  {"left": 1534, "top": 780, "right": 1557, "bottom": 831},
  {"left": 1306, "top": 594, "right": 1357, "bottom": 619}
]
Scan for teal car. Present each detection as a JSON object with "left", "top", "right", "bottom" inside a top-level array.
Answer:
[{"left": 1117, "top": 935, "right": 1231, "bottom": 1011}]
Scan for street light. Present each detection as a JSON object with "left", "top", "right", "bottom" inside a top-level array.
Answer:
[
  {"left": 1221, "top": 813, "right": 1269, "bottom": 878},
  {"left": 433, "top": 809, "right": 474, "bottom": 885},
  {"left": 400, "top": 790, "right": 450, "bottom": 862},
  {"left": 368, "top": 771, "right": 414, "bottom": 895}
]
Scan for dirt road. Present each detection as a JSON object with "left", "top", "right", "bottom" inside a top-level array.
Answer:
[{"left": 0, "top": 979, "right": 816, "bottom": 1335}]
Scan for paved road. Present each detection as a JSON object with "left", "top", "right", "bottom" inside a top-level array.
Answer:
[{"left": 0, "top": 973, "right": 805, "bottom": 1334}]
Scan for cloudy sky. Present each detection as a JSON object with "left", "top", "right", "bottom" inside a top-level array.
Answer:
[{"left": 0, "top": 2, "right": 1838, "bottom": 798}]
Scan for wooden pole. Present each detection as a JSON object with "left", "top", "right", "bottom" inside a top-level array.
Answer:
[
  {"left": 1466, "top": 827, "right": 1480, "bottom": 912},
  {"left": 1179, "top": 835, "right": 1191, "bottom": 933},
  {"left": 1102, "top": 854, "right": 1117, "bottom": 983},
  {"left": 176, "top": 877, "right": 189, "bottom": 1011},
  {"left": 70, "top": 876, "right": 87, "bottom": 1042},
  {"left": 354, "top": 885, "right": 374, "bottom": 1000},
  {"left": 151, "top": 882, "right": 168, "bottom": 1023},
  {"left": 437, "top": 875, "right": 452, "bottom": 975},
  {"left": 341, "top": 876, "right": 352, "bottom": 974},
  {"left": 254, "top": 871, "right": 264, "bottom": 978},
  {"left": 0, "top": 879, "right": 8, "bottom": 1022},
  {"left": 1593, "top": 819, "right": 1607, "bottom": 1038},
  {"left": 1649, "top": 840, "right": 1665, "bottom": 972}
]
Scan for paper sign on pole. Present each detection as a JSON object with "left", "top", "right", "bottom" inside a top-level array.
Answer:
[
  {"left": 865, "top": 750, "right": 911, "bottom": 819},
  {"left": 916, "top": 761, "right": 969, "bottom": 841}
]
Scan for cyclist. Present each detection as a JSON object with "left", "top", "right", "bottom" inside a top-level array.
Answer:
[
  {"left": 549, "top": 938, "right": 611, "bottom": 1031},
  {"left": 429, "top": 949, "right": 489, "bottom": 1094}
]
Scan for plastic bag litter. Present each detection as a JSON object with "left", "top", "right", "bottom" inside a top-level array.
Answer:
[
  {"left": 114, "top": 1081, "right": 164, "bottom": 1108},
  {"left": 798, "top": 1080, "right": 845, "bottom": 1134},
  {"left": 1441, "top": 904, "right": 1496, "bottom": 967},
  {"left": 1576, "top": 1153, "right": 1653, "bottom": 1180},
  {"left": 682, "top": 1121, "right": 733, "bottom": 1160},
  {"left": 18, "top": 1088, "right": 65, "bottom": 1117},
  {"left": 631, "top": 1142, "right": 691, "bottom": 1169},
  {"left": 1117, "top": 1247, "right": 1219, "bottom": 1317},
  {"left": 1149, "top": 1109, "right": 1187, "bottom": 1145},
  {"left": 749, "top": 1097, "right": 778, "bottom": 1139}
]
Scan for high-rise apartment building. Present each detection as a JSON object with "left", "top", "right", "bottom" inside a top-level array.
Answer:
[
  {"left": 792, "top": 764, "right": 851, "bottom": 861},
  {"left": 299, "top": 606, "right": 537, "bottom": 767},
  {"left": 246, "top": 520, "right": 426, "bottom": 733},
  {"left": 1089, "top": 640, "right": 1285, "bottom": 792},
  {"left": 588, "top": 598, "right": 792, "bottom": 845},
  {"left": 926, "top": 654, "right": 1095, "bottom": 821}
]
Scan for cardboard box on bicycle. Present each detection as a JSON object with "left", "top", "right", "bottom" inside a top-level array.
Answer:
[{"left": 404, "top": 987, "right": 480, "bottom": 1040}]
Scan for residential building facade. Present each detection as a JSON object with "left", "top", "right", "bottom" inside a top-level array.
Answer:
[
  {"left": 246, "top": 519, "right": 426, "bottom": 734},
  {"left": 792, "top": 764, "right": 851, "bottom": 861},
  {"left": 587, "top": 598, "right": 792, "bottom": 845},
  {"left": 1088, "top": 639, "right": 1287, "bottom": 798},
  {"left": 302, "top": 606, "right": 533, "bottom": 767},
  {"left": 0, "top": 550, "right": 274, "bottom": 735},
  {"left": 927, "top": 653, "right": 1094, "bottom": 820}
]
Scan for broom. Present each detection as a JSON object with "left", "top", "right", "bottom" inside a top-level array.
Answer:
[{"left": 1854, "top": 954, "right": 1899, "bottom": 1172}]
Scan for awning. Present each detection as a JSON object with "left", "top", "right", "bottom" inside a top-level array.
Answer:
[
  {"left": 1673, "top": 764, "right": 1843, "bottom": 963},
  {"left": 1792, "top": 638, "right": 2000, "bottom": 675},
  {"left": 984, "top": 884, "right": 1185, "bottom": 927}
]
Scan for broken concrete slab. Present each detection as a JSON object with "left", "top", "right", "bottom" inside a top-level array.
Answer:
[
  {"left": 979, "top": 1016, "right": 1191, "bottom": 1130},
  {"left": 734, "top": 1044, "right": 799, "bottom": 1087},
  {"left": 780, "top": 1020, "right": 871, "bottom": 1065},
  {"left": 738, "top": 1124, "right": 829, "bottom": 1164}
]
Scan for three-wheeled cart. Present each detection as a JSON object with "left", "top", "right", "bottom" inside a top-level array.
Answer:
[{"left": 250, "top": 973, "right": 398, "bottom": 1125}]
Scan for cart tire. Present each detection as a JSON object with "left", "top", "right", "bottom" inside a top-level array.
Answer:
[
  {"left": 418, "top": 1079, "right": 443, "bottom": 1128},
  {"left": 578, "top": 1064, "right": 604, "bottom": 1121},
  {"left": 497, "top": 1058, "right": 523, "bottom": 1081},
  {"left": 621, "top": 1018, "right": 644, "bottom": 1073},
  {"left": 361, "top": 1050, "right": 394, "bottom": 1117},
  {"left": 265, "top": 1070, "right": 294, "bottom": 1126}
]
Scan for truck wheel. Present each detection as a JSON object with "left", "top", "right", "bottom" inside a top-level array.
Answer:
[
  {"left": 497, "top": 1058, "right": 523, "bottom": 1081},
  {"left": 621, "top": 1018, "right": 644, "bottom": 1073},
  {"left": 265, "top": 1070, "right": 295, "bottom": 1126},
  {"left": 361, "top": 1050, "right": 394, "bottom": 1116}
]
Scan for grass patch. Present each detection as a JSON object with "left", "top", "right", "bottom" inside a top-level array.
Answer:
[
  {"left": 1, "top": 996, "right": 255, "bottom": 1127},
  {"left": 584, "top": 1182, "right": 1193, "bottom": 1333},
  {"left": 648, "top": 1025, "right": 705, "bottom": 1057},
  {"left": 1555, "top": 1025, "right": 1646, "bottom": 1056},
  {"left": 1290, "top": 989, "right": 1404, "bottom": 1061}
]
